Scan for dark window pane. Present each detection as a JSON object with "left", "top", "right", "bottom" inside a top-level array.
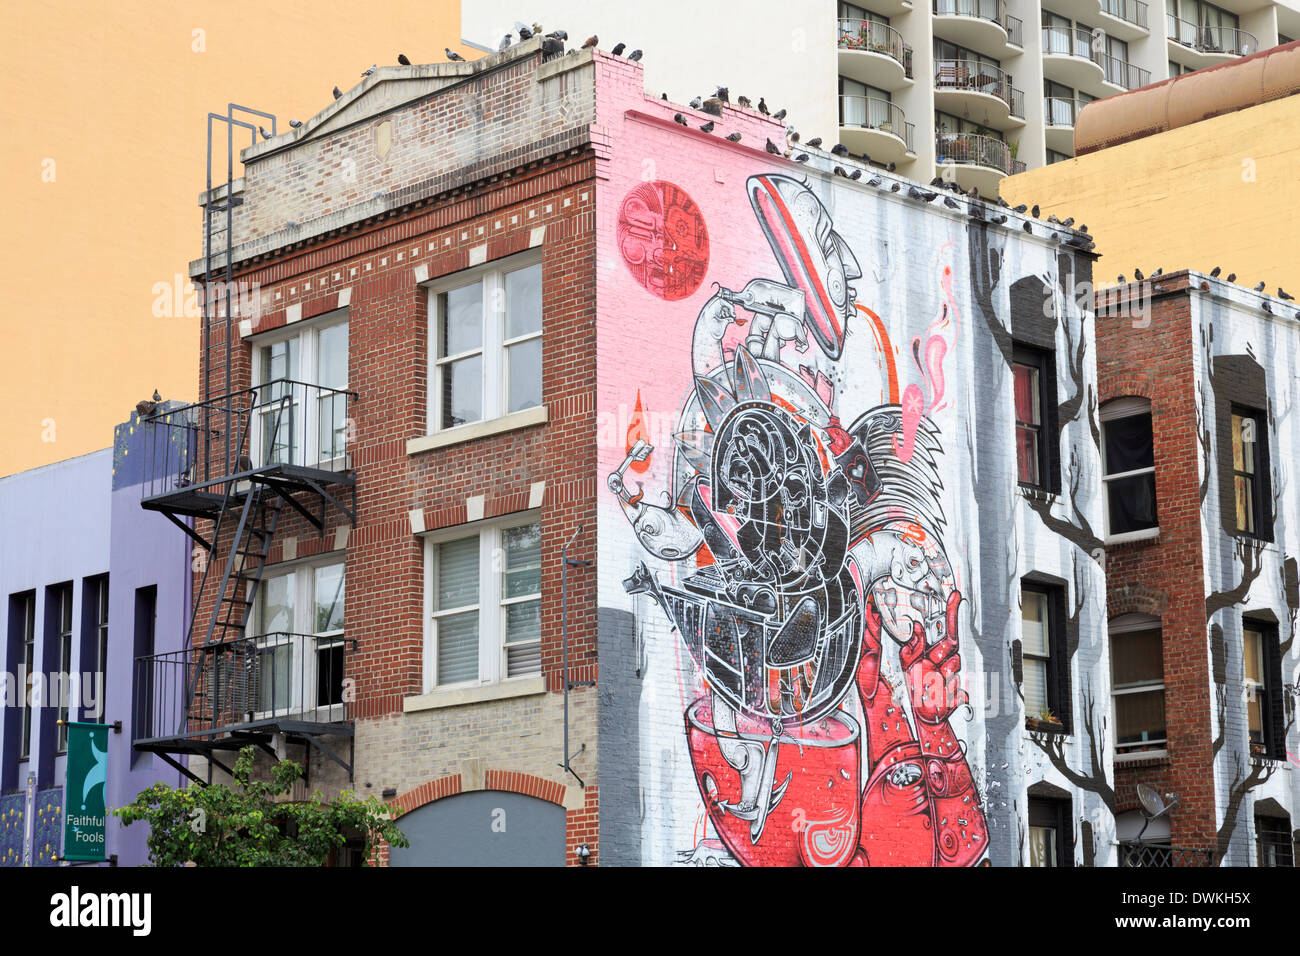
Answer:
[
  {"left": 1107, "top": 472, "right": 1158, "bottom": 533},
  {"left": 1104, "top": 413, "right": 1154, "bottom": 473}
]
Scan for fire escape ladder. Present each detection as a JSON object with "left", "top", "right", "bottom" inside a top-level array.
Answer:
[{"left": 200, "top": 484, "right": 284, "bottom": 649}]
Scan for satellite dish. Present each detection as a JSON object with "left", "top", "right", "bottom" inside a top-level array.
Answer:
[{"left": 1135, "top": 783, "right": 1180, "bottom": 841}]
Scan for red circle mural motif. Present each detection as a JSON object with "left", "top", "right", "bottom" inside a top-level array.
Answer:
[{"left": 617, "top": 180, "right": 709, "bottom": 301}]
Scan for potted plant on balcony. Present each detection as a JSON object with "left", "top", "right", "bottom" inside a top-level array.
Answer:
[{"left": 1026, "top": 706, "right": 1065, "bottom": 734}]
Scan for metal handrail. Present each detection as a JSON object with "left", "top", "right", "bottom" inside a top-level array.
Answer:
[
  {"left": 934, "top": 58, "right": 1025, "bottom": 117},
  {"left": 1044, "top": 96, "right": 1083, "bottom": 126},
  {"left": 1101, "top": 0, "right": 1149, "bottom": 29},
  {"left": 933, "top": 0, "right": 1010, "bottom": 30},
  {"left": 133, "top": 632, "right": 356, "bottom": 742},
  {"left": 1099, "top": 52, "right": 1152, "bottom": 89},
  {"left": 838, "top": 95, "right": 916, "bottom": 151},
  {"left": 140, "top": 378, "right": 357, "bottom": 500},
  {"left": 837, "top": 18, "right": 914, "bottom": 76},
  {"left": 1006, "top": 14, "right": 1023, "bottom": 45},
  {"left": 1042, "top": 25, "right": 1104, "bottom": 65},
  {"left": 935, "top": 132, "right": 1018, "bottom": 175},
  {"left": 1166, "top": 15, "right": 1255, "bottom": 55}
]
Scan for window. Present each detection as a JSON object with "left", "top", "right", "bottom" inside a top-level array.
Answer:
[
  {"left": 429, "top": 257, "right": 542, "bottom": 433},
  {"left": 425, "top": 516, "right": 542, "bottom": 690},
  {"left": 1256, "top": 813, "right": 1294, "bottom": 867},
  {"left": 839, "top": 77, "right": 892, "bottom": 129},
  {"left": 131, "top": 586, "right": 156, "bottom": 761},
  {"left": 1231, "top": 406, "right": 1268, "bottom": 537},
  {"left": 1046, "top": 148, "right": 1072, "bottom": 164},
  {"left": 1102, "top": 397, "right": 1158, "bottom": 540},
  {"left": 1013, "top": 344, "right": 1056, "bottom": 491},
  {"left": 1021, "top": 582, "right": 1068, "bottom": 730},
  {"left": 1243, "top": 621, "right": 1283, "bottom": 760},
  {"left": 1028, "top": 797, "right": 1073, "bottom": 866},
  {"left": 84, "top": 576, "right": 108, "bottom": 722},
  {"left": 1110, "top": 614, "right": 1167, "bottom": 756},
  {"left": 52, "top": 584, "right": 73, "bottom": 752},
  {"left": 253, "top": 561, "right": 346, "bottom": 718},
  {"left": 17, "top": 592, "right": 35, "bottom": 759},
  {"left": 251, "top": 313, "right": 349, "bottom": 470}
]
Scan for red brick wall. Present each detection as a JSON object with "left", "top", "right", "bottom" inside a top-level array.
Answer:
[{"left": 1097, "top": 278, "right": 1215, "bottom": 849}]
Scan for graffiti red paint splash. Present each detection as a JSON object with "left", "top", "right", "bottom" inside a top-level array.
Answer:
[{"left": 617, "top": 181, "right": 710, "bottom": 301}]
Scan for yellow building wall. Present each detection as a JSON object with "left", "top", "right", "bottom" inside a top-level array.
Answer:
[
  {"left": 0, "top": 0, "right": 475, "bottom": 477},
  {"left": 1003, "top": 94, "right": 1300, "bottom": 293}
]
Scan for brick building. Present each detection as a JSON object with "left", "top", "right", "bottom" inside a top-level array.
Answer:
[
  {"left": 139, "top": 34, "right": 1125, "bottom": 867},
  {"left": 1099, "top": 272, "right": 1299, "bottom": 866}
]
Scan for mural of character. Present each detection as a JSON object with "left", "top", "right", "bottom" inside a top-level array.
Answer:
[{"left": 608, "top": 173, "right": 988, "bottom": 867}]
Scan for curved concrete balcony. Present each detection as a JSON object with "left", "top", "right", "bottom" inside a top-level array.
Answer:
[
  {"left": 1098, "top": 0, "right": 1151, "bottom": 40},
  {"left": 1167, "top": 15, "right": 1258, "bottom": 64},
  {"left": 932, "top": 0, "right": 1022, "bottom": 53},
  {"left": 838, "top": 96, "right": 917, "bottom": 166},
  {"left": 935, "top": 133, "right": 1024, "bottom": 197},
  {"left": 1042, "top": 26, "right": 1107, "bottom": 88},
  {"left": 933, "top": 59, "right": 1026, "bottom": 129},
  {"left": 837, "top": 19, "right": 914, "bottom": 90},
  {"left": 1043, "top": 97, "right": 1081, "bottom": 155},
  {"left": 1098, "top": 52, "right": 1152, "bottom": 90}
]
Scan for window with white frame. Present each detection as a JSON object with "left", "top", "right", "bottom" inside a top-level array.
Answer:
[
  {"left": 1110, "top": 613, "right": 1166, "bottom": 756},
  {"left": 253, "top": 560, "right": 346, "bottom": 717},
  {"left": 425, "top": 516, "right": 542, "bottom": 690},
  {"left": 1102, "top": 397, "right": 1158, "bottom": 541},
  {"left": 250, "top": 312, "right": 349, "bottom": 470},
  {"left": 428, "top": 256, "right": 542, "bottom": 433}
]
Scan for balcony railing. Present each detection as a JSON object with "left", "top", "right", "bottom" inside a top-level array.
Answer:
[
  {"left": 1044, "top": 96, "right": 1084, "bottom": 126},
  {"left": 934, "top": 59, "right": 1025, "bottom": 118},
  {"left": 133, "top": 632, "right": 356, "bottom": 744},
  {"left": 1118, "top": 842, "right": 1216, "bottom": 867},
  {"left": 1167, "top": 15, "right": 1256, "bottom": 55},
  {"left": 837, "top": 19, "right": 915, "bottom": 77},
  {"left": 140, "top": 378, "right": 357, "bottom": 503},
  {"left": 1006, "top": 14, "right": 1023, "bottom": 46},
  {"left": 839, "top": 95, "right": 916, "bottom": 151},
  {"left": 1100, "top": 52, "right": 1151, "bottom": 89},
  {"left": 935, "top": 132, "right": 1025, "bottom": 175},
  {"left": 1101, "top": 0, "right": 1149, "bottom": 29},
  {"left": 1042, "top": 25, "right": 1104, "bottom": 64}
]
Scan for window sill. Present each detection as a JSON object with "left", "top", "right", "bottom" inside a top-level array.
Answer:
[
  {"left": 406, "top": 406, "right": 548, "bottom": 455},
  {"left": 403, "top": 675, "right": 546, "bottom": 712},
  {"left": 1017, "top": 484, "right": 1059, "bottom": 504},
  {"left": 1114, "top": 749, "right": 1169, "bottom": 767},
  {"left": 1105, "top": 528, "right": 1160, "bottom": 547}
]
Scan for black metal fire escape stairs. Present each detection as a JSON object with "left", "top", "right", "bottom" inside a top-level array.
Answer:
[{"left": 133, "top": 104, "right": 358, "bottom": 785}]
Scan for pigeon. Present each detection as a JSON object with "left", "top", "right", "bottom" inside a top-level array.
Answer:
[
  {"left": 998, "top": 197, "right": 1010, "bottom": 208},
  {"left": 789, "top": 131, "right": 800, "bottom": 144},
  {"left": 661, "top": 92, "right": 668, "bottom": 100},
  {"left": 765, "top": 138, "right": 781, "bottom": 155},
  {"left": 1254, "top": 280, "right": 1266, "bottom": 292},
  {"left": 1152, "top": 267, "right": 1162, "bottom": 277},
  {"left": 737, "top": 95, "right": 752, "bottom": 109},
  {"left": 289, "top": 119, "right": 303, "bottom": 129},
  {"left": 446, "top": 48, "right": 465, "bottom": 61},
  {"left": 701, "top": 97, "right": 723, "bottom": 116},
  {"left": 1031, "top": 204, "right": 1040, "bottom": 218},
  {"left": 726, "top": 131, "right": 742, "bottom": 142},
  {"left": 547, "top": 30, "right": 568, "bottom": 41},
  {"left": 689, "top": 96, "right": 703, "bottom": 110},
  {"left": 518, "top": 24, "right": 533, "bottom": 40},
  {"left": 1210, "top": 266, "right": 1222, "bottom": 277},
  {"left": 1062, "top": 216, "right": 1074, "bottom": 227},
  {"left": 806, "top": 137, "right": 822, "bottom": 149},
  {"left": 831, "top": 143, "right": 849, "bottom": 157},
  {"left": 674, "top": 113, "right": 688, "bottom": 126},
  {"left": 258, "top": 126, "right": 272, "bottom": 140},
  {"left": 794, "top": 153, "right": 809, "bottom": 163},
  {"left": 699, "top": 120, "right": 715, "bottom": 133},
  {"left": 1079, "top": 224, "right": 1088, "bottom": 234},
  {"left": 332, "top": 85, "right": 343, "bottom": 99},
  {"left": 1263, "top": 301, "right": 1273, "bottom": 314},
  {"left": 834, "top": 166, "right": 848, "bottom": 177},
  {"left": 886, "top": 161, "right": 896, "bottom": 172},
  {"left": 967, "top": 187, "right": 979, "bottom": 198},
  {"left": 944, "top": 197, "right": 960, "bottom": 209},
  {"left": 860, "top": 173, "right": 875, "bottom": 184},
  {"left": 890, "top": 182, "right": 901, "bottom": 192},
  {"left": 627, "top": 50, "right": 642, "bottom": 61},
  {"left": 1117, "top": 275, "right": 1125, "bottom": 284},
  {"left": 1279, "top": 287, "right": 1294, "bottom": 300},
  {"left": 1022, "top": 221, "right": 1032, "bottom": 233},
  {"left": 1013, "top": 204, "right": 1027, "bottom": 213},
  {"left": 582, "top": 35, "right": 599, "bottom": 49},
  {"left": 1134, "top": 267, "right": 1144, "bottom": 281},
  {"left": 1227, "top": 273, "right": 1237, "bottom": 282},
  {"left": 757, "top": 97, "right": 769, "bottom": 115},
  {"left": 500, "top": 34, "right": 513, "bottom": 51},
  {"left": 1047, "top": 214, "right": 1061, "bottom": 225},
  {"left": 857, "top": 153, "right": 871, "bottom": 164},
  {"left": 398, "top": 53, "right": 411, "bottom": 65},
  {"left": 532, "top": 22, "right": 543, "bottom": 35},
  {"left": 716, "top": 86, "right": 729, "bottom": 103},
  {"left": 930, "top": 177, "right": 945, "bottom": 187},
  {"left": 909, "top": 186, "right": 937, "bottom": 202},
  {"left": 612, "top": 42, "right": 626, "bottom": 56},
  {"left": 362, "top": 63, "right": 377, "bottom": 77},
  {"left": 773, "top": 108, "right": 787, "bottom": 121}
]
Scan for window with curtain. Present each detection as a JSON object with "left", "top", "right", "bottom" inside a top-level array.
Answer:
[
  {"left": 1243, "top": 621, "right": 1282, "bottom": 759},
  {"left": 1111, "top": 615, "right": 1167, "bottom": 755},
  {"left": 1256, "top": 814, "right": 1294, "bottom": 867},
  {"left": 1021, "top": 582, "right": 1068, "bottom": 728},
  {"left": 1102, "top": 398, "right": 1158, "bottom": 539},
  {"left": 1231, "top": 407, "right": 1267, "bottom": 537},
  {"left": 1028, "top": 797, "right": 1073, "bottom": 866},
  {"left": 1012, "top": 344, "right": 1054, "bottom": 491}
]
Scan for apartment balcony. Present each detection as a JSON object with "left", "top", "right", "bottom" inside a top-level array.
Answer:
[
  {"left": 935, "top": 132, "right": 1025, "bottom": 197},
  {"left": 1098, "top": 0, "right": 1151, "bottom": 39},
  {"left": 1042, "top": 25, "right": 1107, "bottom": 88},
  {"left": 1167, "top": 15, "right": 1257, "bottom": 66},
  {"left": 933, "top": 0, "right": 1023, "bottom": 53},
  {"left": 838, "top": 95, "right": 917, "bottom": 166},
  {"left": 139, "top": 378, "right": 357, "bottom": 531},
  {"left": 1043, "top": 96, "right": 1085, "bottom": 154},
  {"left": 133, "top": 632, "right": 357, "bottom": 781},
  {"left": 1100, "top": 52, "right": 1152, "bottom": 90},
  {"left": 933, "top": 59, "right": 1026, "bottom": 129},
  {"left": 837, "top": 18, "right": 914, "bottom": 90}
]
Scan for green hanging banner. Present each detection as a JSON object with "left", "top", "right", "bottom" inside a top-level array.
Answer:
[{"left": 63, "top": 722, "right": 109, "bottom": 862}]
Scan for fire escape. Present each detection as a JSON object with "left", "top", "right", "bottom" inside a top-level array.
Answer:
[{"left": 133, "top": 105, "right": 358, "bottom": 784}]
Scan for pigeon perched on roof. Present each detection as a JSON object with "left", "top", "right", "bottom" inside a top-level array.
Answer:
[
  {"left": 500, "top": 34, "right": 512, "bottom": 51},
  {"left": 834, "top": 166, "right": 848, "bottom": 176},
  {"left": 1210, "top": 266, "right": 1222, "bottom": 277},
  {"left": 765, "top": 138, "right": 781, "bottom": 155},
  {"left": 446, "top": 48, "right": 465, "bottom": 61},
  {"left": 611, "top": 42, "right": 626, "bottom": 55},
  {"left": 890, "top": 181, "right": 901, "bottom": 192},
  {"left": 757, "top": 97, "right": 769, "bottom": 115},
  {"left": 332, "top": 86, "right": 343, "bottom": 99},
  {"left": 1031, "top": 204, "right": 1040, "bottom": 218},
  {"left": 547, "top": 30, "right": 568, "bottom": 41},
  {"left": 1279, "top": 287, "right": 1294, "bottom": 300},
  {"left": 582, "top": 35, "right": 599, "bottom": 49},
  {"left": 689, "top": 96, "right": 702, "bottom": 110},
  {"left": 944, "top": 197, "right": 960, "bottom": 209},
  {"left": 362, "top": 63, "right": 377, "bottom": 77},
  {"left": 737, "top": 95, "right": 752, "bottom": 108},
  {"left": 258, "top": 126, "right": 272, "bottom": 140},
  {"left": 627, "top": 49, "right": 642, "bottom": 61},
  {"left": 726, "top": 131, "right": 742, "bottom": 142},
  {"left": 1226, "top": 273, "right": 1236, "bottom": 282},
  {"left": 699, "top": 120, "right": 715, "bottom": 133},
  {"left": 886, "top": 161, "right": 896, "bottom": 172},
  {"left": 805, "top": 137, "right": 822, "bottom": 149},
  {"left": 1134, "top": 268, "right": 1144, "bottom": 281},
  {"left": 772, "top": 108, "right": 787, "bottom": 121},
  {"left": 1254, "top": 280, "right": 1266, "bottom": 292},
  {"left": 716, "top": 86, "right": 729, "bottom": 103},
  {"left": 930, "top": 177, "right": 944, "bottom": 187},
  {"left": 289, "top": 119, "right": 303, "bottom": 129},
  {"left": 794, "top": 153, "right": 809, "bottom": 163},
  {"left": 1062, "top": 216, "right": 1074, "bottom": 227},
  {"left": 863, "top": 174, "right": 877, "bottom": 185},
  {"left": 674, "top": 113, "right": 688, "bottom": 125},
  {"left": 701, "top": 98, "right": 723, "bottom": 116},
  {"left": 1013, "top": 204, "right": 1027, "bottom": 213},
  {"left": 398, "top": 53, "right": 411, "bottom": 65},
  {"left": 831, "top": 143, "right": 849, "bottom": 156},
  {"left": 518, "top": 24, "right": 534, "bottom": 40}
]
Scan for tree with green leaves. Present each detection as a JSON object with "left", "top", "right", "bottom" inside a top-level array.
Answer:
[{"left": 116, "top": 746, "right": 408, "bottom": 867}]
